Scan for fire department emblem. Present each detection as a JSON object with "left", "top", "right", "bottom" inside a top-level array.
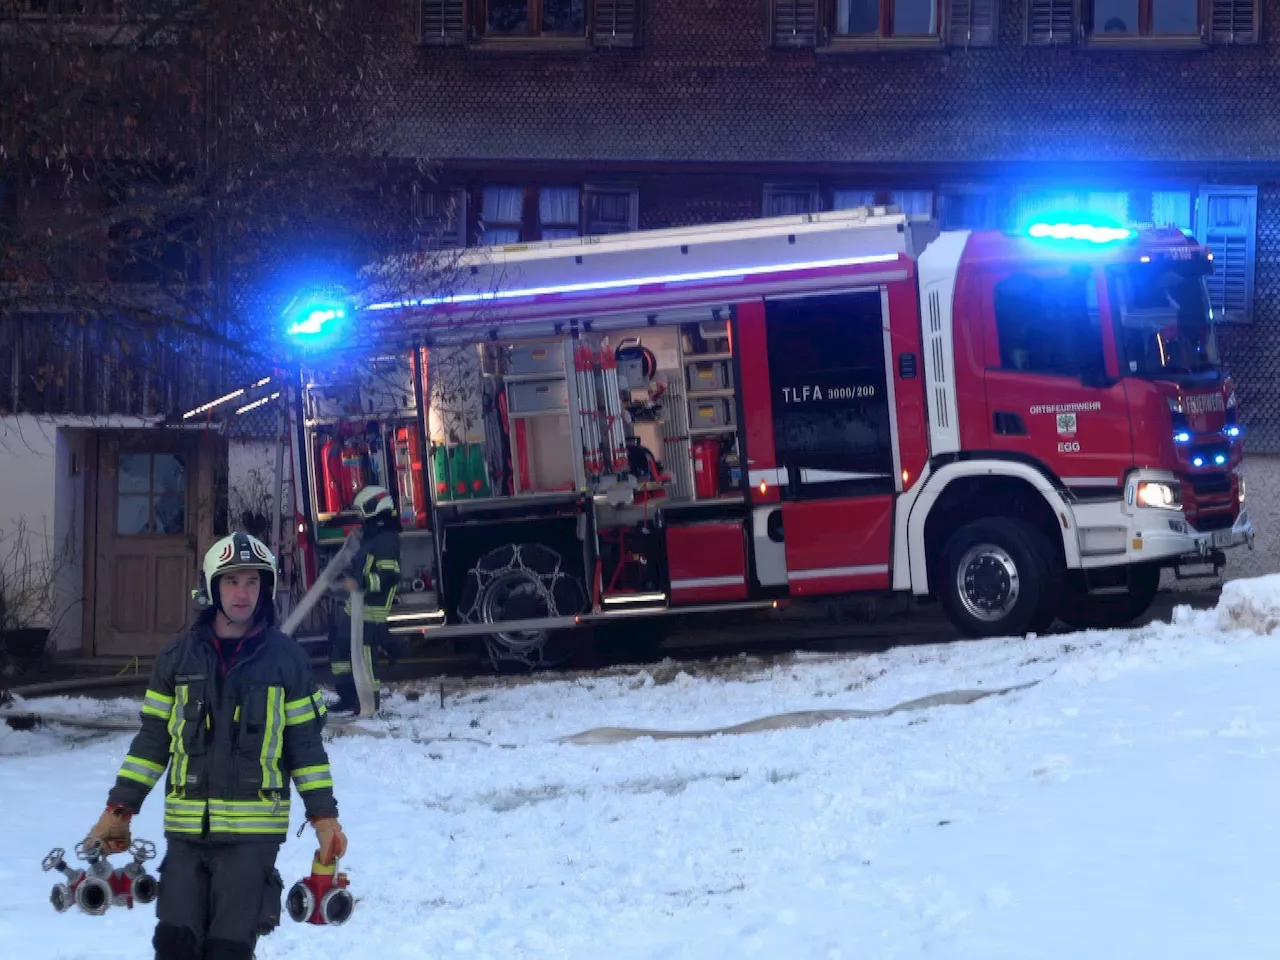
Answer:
[{"left": 1057, "top": 413, "right": 1077, "bottom": 437}]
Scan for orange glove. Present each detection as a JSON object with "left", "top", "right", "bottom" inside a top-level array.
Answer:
[
  {"left": 310, "top": 816, "right": 348, "bottom": 865},
  {"left": 87, "top": 804, "right": 133, "bottom": 855}
]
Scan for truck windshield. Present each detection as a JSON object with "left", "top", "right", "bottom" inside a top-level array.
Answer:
[{"left": 1108, "top": 261, "right": 1221, "bottom": 378}]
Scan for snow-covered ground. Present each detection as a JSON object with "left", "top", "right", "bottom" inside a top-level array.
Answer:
[{"left": 6, "top": 577, "right": 1280, "bottom": 959}]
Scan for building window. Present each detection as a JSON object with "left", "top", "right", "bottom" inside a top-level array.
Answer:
[
  {"left": 937, "top": 185, "right": 1006, "bottom": 229},
  {"left": 1196, "top": 186, "right": 1257, "bottom": 324},
  {"left": 413, "top": 185, "right": 468, "bottom": 248},
  {"left": 1027, "top": 0, "right": 1258, "bottom": 44},
  {"left": 483, "top": 0, "right": 585, "bottom": 37},
  {"left": 116, "top": 452, "right": 187, "bottom": 537},
  {"left": 770, "top": 0, "right": 994, "bottom": 48},
  {"left": 1151, "top": 189, "right": 1193, "bottom": 234},
  {"left": 834, "top": 0, "right": 938, "bottom": 38},
  {"left": 832, "top": 189, "right": 934, "bottom": 216},
  {"left": 763, "top": 184, "right": 820, "bottom": 217},
  {"left": 479, "top": 184, "right": 638, "bottom": 244},
  {"left": 1011, "top": 188, "right": 1130, "bottom": 230},
  {"left": 420, "top": 0, "right": 640, "bottom": 46}
]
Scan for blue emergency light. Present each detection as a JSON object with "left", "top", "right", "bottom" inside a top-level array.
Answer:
[
  {"left": 1026, "top": 221, "right": 1133, "bottom": 244},
  {"left": 283, "top": 293, "right": 351, "bottom": 350}
]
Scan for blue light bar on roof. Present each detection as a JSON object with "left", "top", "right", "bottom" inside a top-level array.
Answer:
[{"left": 1027, "top": 222, "right": 1133, "bottom": 244}]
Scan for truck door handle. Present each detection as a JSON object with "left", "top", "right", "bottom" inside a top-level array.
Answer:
[{"left": 993, "top": 411, "right": 1027, "bottom": 436}]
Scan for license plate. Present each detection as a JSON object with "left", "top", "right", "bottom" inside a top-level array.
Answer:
[{"left": 1212, "top": 529, "right": 1236, "bottom": 548}]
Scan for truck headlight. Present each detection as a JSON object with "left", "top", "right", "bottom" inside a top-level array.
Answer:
[
  {"left": 1238, "top": 474, "right": 1247, "bottom": 504},
  {"left": 1136, "top": 481, "right": 1181, "bottom": 510}
]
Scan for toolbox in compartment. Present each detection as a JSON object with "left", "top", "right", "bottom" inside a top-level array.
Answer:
[
  {"left": 507, "top": 378, "right": 569, "bottom": 413},
  {"left": 508, "top": 344, "right": 565, "bottom": 376},
  {"left": 665, "top": 520, "right": 748, "bottom": 604},
  {"left": 688, "top": 397, "right": 733, "bottom": 428},
  {"left": 686, "top": 360, "right": 731, "bottom": 392}
]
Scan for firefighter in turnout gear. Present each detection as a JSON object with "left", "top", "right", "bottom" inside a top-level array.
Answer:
[
  {"left": 86, "top": 533, "right": 348, "bottom": 960},
  {"left": 329, "top": 485, "right": 402, "bottom": 714}
]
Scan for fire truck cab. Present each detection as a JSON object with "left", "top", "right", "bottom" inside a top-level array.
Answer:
[{"left": 292, "top": 207, "right": 1253, "bottom": 663}]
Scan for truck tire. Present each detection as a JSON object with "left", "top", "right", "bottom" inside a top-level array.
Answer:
[
  {"left": 1057, "top": 564, "right": 1161, "bottom": 631},
  {"left": 458, "top": 543, "right": 588, "bottom": 669},
  {"left": 939, "top": 518, "right": 1052, "bottom": 639}
]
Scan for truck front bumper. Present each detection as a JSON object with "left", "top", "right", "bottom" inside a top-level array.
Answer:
[{"left": 1070, "top": 474, "right": 1253, "bottom": 570}]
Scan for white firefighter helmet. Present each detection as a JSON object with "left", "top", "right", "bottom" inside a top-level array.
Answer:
[
  {"left": 352, "top": 485, "right": 395, "bottom": 520},
  {"left": 197, "top": 532, "right": 278, "bottom": 609}
]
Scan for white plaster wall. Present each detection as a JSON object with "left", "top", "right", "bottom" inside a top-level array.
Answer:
[{"left": 228, "top": 438, "right": 296, "bottom": 537}]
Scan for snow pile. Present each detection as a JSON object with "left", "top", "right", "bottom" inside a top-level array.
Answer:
[
  {"left": 5, "top": 578, "right": 1280, "bottom": 958},
  {"left": 1212, "top": 573, "right": 1280, "bottom": 635}
]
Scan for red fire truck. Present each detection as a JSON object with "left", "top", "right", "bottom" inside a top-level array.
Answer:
[{"left": 287, "top": 207, "right": 1254, "bottom": 664}]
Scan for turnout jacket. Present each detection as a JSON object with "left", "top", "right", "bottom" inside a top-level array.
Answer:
[
  {"left": 343, "top": 524, "right": 401, "bottom": 623},
  {"left": 108, "top": 616, "right": 338, "bottom": 842}
]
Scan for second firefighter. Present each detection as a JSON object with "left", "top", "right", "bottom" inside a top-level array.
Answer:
[{"left": 329, "top": 484, "right": 402, "bottom": 714}]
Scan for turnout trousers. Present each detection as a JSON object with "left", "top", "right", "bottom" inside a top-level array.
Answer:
[
  {"left": 329, "top": 612, "right": 394, "bottom": 710},
  {"left": 152, "top": 838, "right": 283, "bottom": 960}
]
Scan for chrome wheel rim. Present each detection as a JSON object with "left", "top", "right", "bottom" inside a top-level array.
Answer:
[{"left": 956, "top": 543, "right": 1021, "bottom": 622}]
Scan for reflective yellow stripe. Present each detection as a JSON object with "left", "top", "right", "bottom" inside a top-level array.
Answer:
[
  {"left": 331, "top": 661, "right": 352, "bottom": 676},
  {"left": 118, "top": 754, "right": 165, "bottom": 788},
  {"left": 163, "top": 795, "right": 206, "bottom": 834},
  {"left": 208, "top": 816, "right": 290, "bottom": 835},
  {"left": 375, "top": 559, "right": 400, "bottom": 571},
  {"left": 259, "top": 687, "right": 285, "bottom": 791},
  {"left": 167, "top": 686, "right": 190, "bottom": 792},
  {"left": 141, "top": 690, "right": 174, "bottom": 721},
  {"left": 368, "top": 571, "right": 382, "bottom": 594},
  {"left": 311, "top": 691, "right": 328, "bottom": 718},
  {"left": 234, "top": 705, "right": 241, "bottom": 722},
  {"left": 284, "top": 696, "right": 317, "bottom": 726},
  {"left": 209, "top": 799, "right": 289, "bottom": 817},
  {"left": 291, "top": 764, "right": 334, "bottom": 792}
]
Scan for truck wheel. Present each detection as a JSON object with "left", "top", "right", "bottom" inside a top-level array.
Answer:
[
  {"left": 1057, "top": 564, "right": 1161, "bottom": 631},
  {"left": 939, "top": 518, "right": 1051, "bottom": 639},
  {"left": 458, "top": 543, "right": 588, "bottom": 670}
]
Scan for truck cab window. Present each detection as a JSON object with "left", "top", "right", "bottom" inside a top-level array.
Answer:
[
  {"left": 1106, "top": 261, "right": 1221, "bottom": 379},
  {"left": 993, "top": 272, "right": 1106, "bottom": 380}
]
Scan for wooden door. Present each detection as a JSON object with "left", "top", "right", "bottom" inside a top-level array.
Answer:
[{"left": 91, "top": 434, "right": 201, "bottom": 656}]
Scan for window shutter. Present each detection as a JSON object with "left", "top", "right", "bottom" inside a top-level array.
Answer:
[
  {"left": 593, "top": 0, "right": 641, "bottom": 48},
  {"left": 584, "top": 186, "right": 639, "bottom": 235},
  {"left": 1196, "top": 187, "right": 1257, "bottom": 324},
  {"left": 772, "top": 0, "right": 818, "bottom": 47},
  {"left": 1025, "top": 0, "right": 1074, "bottom": 44},
  {"left": 420, "top": 0, "right": 466, "bottom": 46},
  {"left": 1210, "top": 0, "right": 1258, "bottom": 44},
  {"left": 947, "top": 0, "right": 997, "bottom": 46}
]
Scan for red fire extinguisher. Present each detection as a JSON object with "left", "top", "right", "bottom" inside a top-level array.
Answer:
[
  {"left": 319, "top": 437, "right": 345, "bottom": 515},
  {"left": 394, "top": 425, "right": 427, "bottom": 529},
  {"left": 691, "top": 438, "right": 721, "bottom": 500},
  {"left": 340, "top": 441, "right": 365, "bottom": 507}
]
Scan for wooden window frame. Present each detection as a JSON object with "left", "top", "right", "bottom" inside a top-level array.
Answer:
[
  {"left": 477, "top": 184, "right": 639, "bottom": 245},
  {"left": 1026, "top": 0, "right": 1257, "bottom": 45},
  {"left": 421, "top": 0, "right": 641, "bottom": 48},
  {"left": 769, "top": 0, "right": 996, "bottom": 51},
  {"left": 763, "top": 183, "right": 822, "bottom": 217},
  {"left": 1081, "top": 0, "right": 1206, "bottom": 47},
  {"left": 824, "top": 0, "right": 946, "bottom": 49},
  {"left": 413, "top": 184, "right": 468, "bottom": 249},
  {"left": 472, "top": 0, "right": 588, "bottom": 42}
]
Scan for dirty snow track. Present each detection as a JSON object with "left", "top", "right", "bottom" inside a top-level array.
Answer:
[{"left": 5, "top": 577, "right": 1280, "bottom": 959}]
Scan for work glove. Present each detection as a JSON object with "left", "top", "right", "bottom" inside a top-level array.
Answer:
[
  {"left": 310, "top": 816, "right": 348, "bottom": 865},
  {"left": 87, "top": 804, "right": 133, "bottom": 855}
]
